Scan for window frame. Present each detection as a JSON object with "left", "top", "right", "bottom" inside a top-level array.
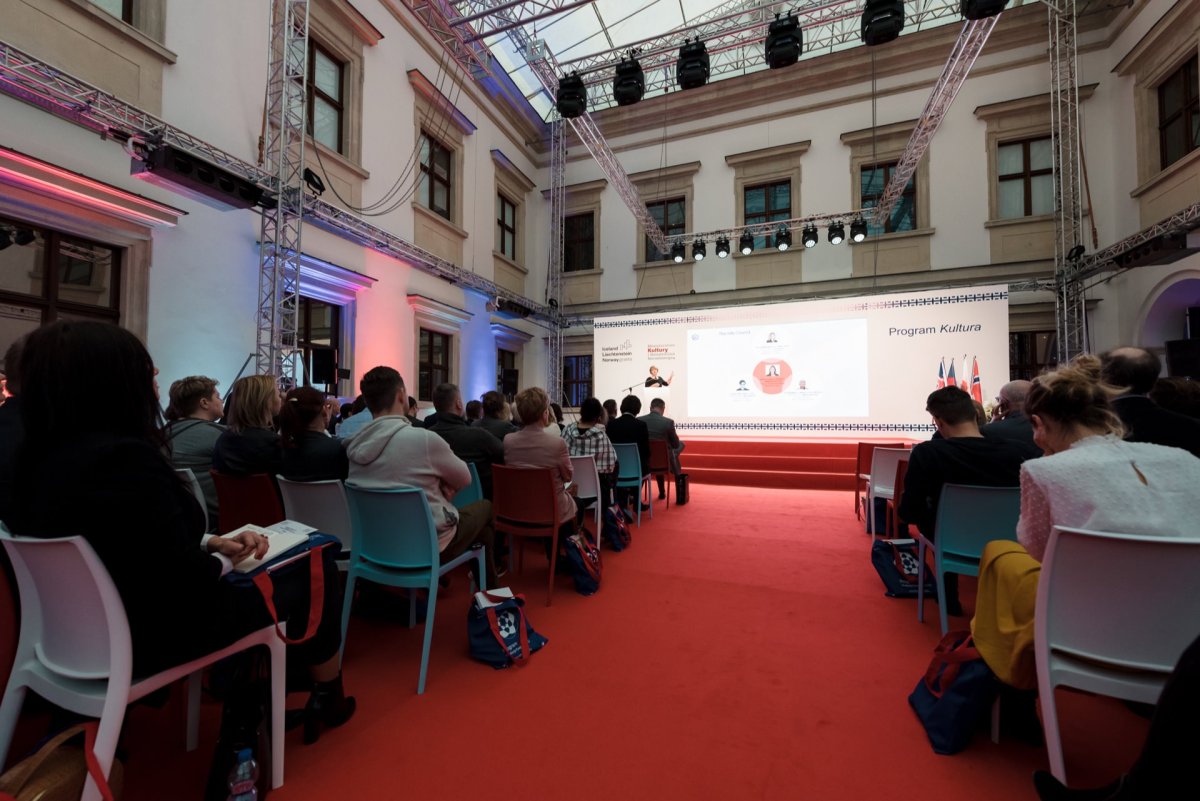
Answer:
[
  {"left": 643, "top": 196, "right": 687, "bottom": 263},
  {"left": 297, "top": 296, "right": 342, "bottom": 389},
  {"left": 307, "top": 40, "right": 346, "bottom": 155},
  {"left": 859, "top": 161, "right": 918, "bottom": 236},
  {"left": 94, "top": 0, "right": 134, "bottom": 24},
  {"left": 563, "top": 211, "right": 595, "bottom": 273},
  {"left": 562, "top": 354, "right": 593, "bottom": 408},
  {"left": 1157, "top": 54, "right": 1200, "bottom": 171},
  {"left": 742, "top": 179, "right": 792, "bottom": 250},
  {"left": 419, "top": 131, "right": 454, "bottom": 221},
  {"left": 418, "top": 327, "right": 452, "bottom": 401},
  {"left": 996, "top": 136, "right": 1055, "bottom": 219},
  {"left": 497, "top": 193, "right": 517, "bottom": 260},
  {"left": 1009, "top": 330, "right": 1058, "bottom": 381}
]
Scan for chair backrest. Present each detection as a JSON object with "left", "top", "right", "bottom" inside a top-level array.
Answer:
[
  {"left": 893, "top": 459, "right": 908, "bottom": 504},
  {"left": 276, "top": 477, "right": 353, "bottom": 553},
  {"left": 491, "top": 465, "right": 557, "bottom": 527},
  {"left": 647, "top": 440, "right": 670, "bottom": 473},
  {"left": 453, "top": 463, "right": 483, "bottom": 510},
  {"left": 342, "top": 485, "right": 440, "bottom": 570},
  {"left": 868, "top": 447, "right": 909, "bottom": 494},
  {"left": 0, "top": 528, "right": 130, "bottom": 682},
  {"left": 209, "top": 471, "right": 284, "bottom": 534},
  {"left": 933, "top": 484, "right": 1021, "bottom": 561},
  {"left": 857, "top": 442, "right": 906, "bottom": 474},
  {"left": 1037, "top": 527, "right": 1200, "bottom": 683},
  {"left": 569, "top": 455, "right": 601, "bottom": 500},
  {"left": 613, "top": 442, "right": 643, "bottom": 481},
  {"left": 174, "top": 468, "right": 209, "bottom": 533}
]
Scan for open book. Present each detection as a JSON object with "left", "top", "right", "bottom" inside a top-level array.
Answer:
[
  {"left": 221, "top": 520, "right": 317, "bottom": 573},
  {"left": 473, "top": 586, "right": 515, "bottom": 609}
]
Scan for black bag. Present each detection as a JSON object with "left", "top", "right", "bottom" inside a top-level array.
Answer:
[
  {"left": 601, "top": 505, "right": 631, "bottom": 551},
  {"left": 871, "top": 539, "right": 936, "bottom": 598},
  {"left": 865, "top": 497, "right": 889, "bottom": 534},
  {"left": 675, "top": 473, "right": 689, "bottom": 505},
  {"left": 562, "top": 531, "right": 602, "bottom": 595},
  {"left": 908, "top": 632, "right": 1000, "bottom": 755}
]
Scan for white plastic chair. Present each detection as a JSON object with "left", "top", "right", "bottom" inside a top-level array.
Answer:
[
  {"left": 1036, "top": 526, "right": 1200, "bottom": 784},
  {"left": 174, "top": 467, "right": 209, "bottom": 534},
  {"left": 865, "top": 447, "right": 908, "bottom": 538},
  {"left": 0, "top": 529, "right": 286, "bottom": 801},
  {"left": 570, "top": 455, "right": 602, "bottom": 537},
  {"left": 276, "top": 476, "right": 353, "bottom": 560}
]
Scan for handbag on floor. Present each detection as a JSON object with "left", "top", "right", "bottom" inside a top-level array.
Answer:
[
  {"left": 562, "top": 530, "right": 602, "bottom": 595},
  {"left": 908, "top": 631, "right": 1000, "bottom": 755},
  {"left": 601, "top": 505, "right": 632, "bottom": 551},
  {"left": 871, "top": 539, "right": 936, "bottom": 598},
  {"left": 0, "top": 723, "right": 121, "bottom": 801},
  {"left": 467, "top": 588, "right": 548, "bottom": 669},
  {"left": 675, "top": 473, "right": 689, "bottom": 505}
]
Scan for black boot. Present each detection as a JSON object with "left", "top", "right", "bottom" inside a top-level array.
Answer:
[
  {"left": 656, "top": 476, "right": 666, "bottom": 500},
  {"left": 1033, "top": 772, "right": 1129, "bottom": 801},
  {"left": 303, "top": 673, "right": 357, "bottom": 745}
]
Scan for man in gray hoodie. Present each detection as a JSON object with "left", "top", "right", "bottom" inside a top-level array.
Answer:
[{"left": 345, "top": 366, "right": 497, "bottom": 585}]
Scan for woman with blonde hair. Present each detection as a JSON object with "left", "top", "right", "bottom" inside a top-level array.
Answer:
[{"left": 213, "top": 374, "right": 283, "bottom": 477}]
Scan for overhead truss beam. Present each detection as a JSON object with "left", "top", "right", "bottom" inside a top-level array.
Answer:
[{"left": 449, "top": 0, "right": 597, "bottom": 43}]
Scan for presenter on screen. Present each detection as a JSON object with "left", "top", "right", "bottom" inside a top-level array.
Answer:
[{"left": 645, "top": 365, "right": 673, "bottom": 388}]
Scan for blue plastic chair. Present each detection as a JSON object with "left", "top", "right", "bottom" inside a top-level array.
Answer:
[
  {"left": 453, "top": 463, "right": 483, "bottom": 510},
  {"left": 613, "top": 442, "right": 651, "bottom": 527},
  {"left": 917, "top": 484, "right": 1021, "bottom": 634},
  {"left": 340, "top": 485, "right": 486, "bottom": 694}
]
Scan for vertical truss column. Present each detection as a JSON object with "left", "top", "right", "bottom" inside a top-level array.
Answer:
[
  {"left": 1048, "top": 0, "right": 1086, "bottom": 362},
  {"left": 546, "top": 115, "right": 566, "bottom": 403},
  {"left": 257, "top": 0, "right": 310, "bottom": 378}
]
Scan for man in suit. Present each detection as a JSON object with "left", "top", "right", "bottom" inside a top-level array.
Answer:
[
  {"left": 638, "top": 397, "right": 684, "bottom": 499},
  {"left": 605, "top": 394, "right": 651, "bottom": 511},
  {"left": 1102, "top": 347, "right": 1200, "bottom": 458},
  {"left": 981, "top": 380, "right": 1041, "bottom": 455},
  {"left": 428, "top": 382, "right": 504, "bottom": 500}
]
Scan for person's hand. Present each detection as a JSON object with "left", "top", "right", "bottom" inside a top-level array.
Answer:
[
  {"left": 567, "top": 482, "right": 578, "bottom": 497},
  {"left": 208, "top": 531, "right": 270, "bottom": 564}
]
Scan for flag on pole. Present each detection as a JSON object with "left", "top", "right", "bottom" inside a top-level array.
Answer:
[
  {"left": 970, "top": 356, "right": 983, "bottom": 403},
  {"left": 937, "top": 358, "right": 946, "bottom": 389},
  {"left": 946, "top": 358, "right": 957, "bottom": 388},
  {"left": 960, "top": 354, "right": 970, "bottom": 392}
]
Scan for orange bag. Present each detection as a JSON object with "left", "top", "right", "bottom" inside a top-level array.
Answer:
[{"left": 0, "top": 723, "right": 120, "bottom": 801}]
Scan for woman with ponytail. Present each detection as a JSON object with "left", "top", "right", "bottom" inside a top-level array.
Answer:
[{"left": 278, "top": 386, "right": 348, "bottom": 481}]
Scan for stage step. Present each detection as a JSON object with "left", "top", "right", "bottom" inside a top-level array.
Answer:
[
  {"left": 684, "top": 440, "right": 860, "bottom": 458},
  {"left": 682, "top": 454, "right": 857, "bottom": 472},
  {"left": 672, "top": 438, "right": 915, "bottom": 491},
  {"left": 685, "top": 466, "right": 857, "bottom": 491}
]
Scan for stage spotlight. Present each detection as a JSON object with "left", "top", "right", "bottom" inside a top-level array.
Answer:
[
  {"left": 765, "top": 12, "right": 802, "bottom": 70},
  {"left": 692, "top": 239, "right": 706, "bottom": 262},
  {"left": 828, "top": 221, "right": 845, "bottom": 245},
  {"left": 13, "top": 229, "right": 35, "bottom": 246},
  {"left": 850, "top": 217, "right": 868, "bottom": 243},
  {"left": 774, "top": 225, "right": 792, "bottom": 252},
  {"left": 1067, "top": 244, "right": 1085, "bottom": 261},
  {"left": 802, "top": 226, "right": 818, "bottom": 248},
  {"left": 613, "top": 55, "right": 645, "bottom": 106},
  {"left": 715, "top": 236, "right": 731, "bottom": 258},
  {"left": 961, "top": 0, "right": 1008, "bottom": 20},
  {"left": 739, "top": 231, "right": 754, "bottom": 256},
  {"left": 556, "top": 73, "right": 588, "bottom": 118},
  {"left": 861, "top": 0, "right": 905, "bottom": 47},
  {"left": 676, "top": 39, "right": 710, "bottom": 91},
  {"left": 303, "top": 167, "right": 326, "bottom": 196},
  {"left": 670, "top": 241, "right": 686, "bottom": 263}
]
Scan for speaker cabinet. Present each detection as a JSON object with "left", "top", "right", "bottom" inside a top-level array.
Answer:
[
  {"left": 311, "top": 349, "right": 337, "bottom": 385},
  {"left": 1187, "top": 306, "right": 1200, "bottom": 339},
  {"left": 501, "top": 368, "right": 519, "bottom": 396}
]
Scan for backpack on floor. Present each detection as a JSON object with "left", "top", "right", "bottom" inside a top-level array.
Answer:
[
  {"left": 871, "top": 539, "right": 936, "bottom": 598},
  {"left": 562, "top": 531, "right": 602, "bottom": 595},
  {"left": 908, "top": 631, "right": 1000, "bottom": 755},
  {"left": 467, "top": 588, "right": 548, "bottom": 669},
  {"left": 602, "top": 505, "right": 632, "bottom": 551}
]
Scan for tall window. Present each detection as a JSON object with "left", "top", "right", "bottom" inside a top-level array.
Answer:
[
  {"left": 997, "top": 137, "right": 1054, "bottom": 219},
  {"left": 644, "top": 197, "right": 685, "bottom": 262},
  {"left": 418, "top": 328, "right": 450, "bottom": 401},
  {"left": 419, "top": 132, "right": 453, "bottom": 220},
  {"left": 497, "top": 348, "right": 516, "bottom": 392},
  {"left": 298, "top": 297, "right": 341, "bottom": 389},
  {"left": 744, "top": 180, "right": 791, "bottom": 250},
  {"left": 1158, "top": 55, "right": 1199, "bottom": 170},
  {"left": 860, "top": 162, "right": 916, "bottom": 236},
  {"left": 497, "top": 194, "right": 516, "bottom": 260},
  {"left": 562, "top": 355, "right": 592, "bottom": 408},
  {"left": 308, "top": 42, "right": 345, "bottom": 154},
  {"left": 563, "top": 212, "right": 595, "bottom": 272},
  {"left": 1009, "top": 331, "right": 1057, "bottom": 380},
  {"left": 0, "top": 218, "right": 121, "bottom": 359}
]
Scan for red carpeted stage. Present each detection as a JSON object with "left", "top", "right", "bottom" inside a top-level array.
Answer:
[{"left": 680, "top": 438, "right": 920, "bottom": 491}]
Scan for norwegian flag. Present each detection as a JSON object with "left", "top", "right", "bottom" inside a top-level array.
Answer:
[
  {"left": 937, "top": 358, "right": 946, "bottom": 389},
  {"left": 970, "top": 356, "right": 983, "bottom": 403}
]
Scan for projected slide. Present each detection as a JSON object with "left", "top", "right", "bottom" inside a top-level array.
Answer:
[{"left": 686, "top": 319, "right": 869, "bottom": 417}]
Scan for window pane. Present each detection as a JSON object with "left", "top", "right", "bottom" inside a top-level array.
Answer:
[
  {"left": 418, "top": 136, "right": 430, "bottom": 166},
  {"left": 0, "top": 302, "right": 43, "bottom": 373},
  {"left": 419, "top": 331, "right": 430, "bottom": 362},
  {"left": 432, "top": 333, "right": 445, "bottom": 361},
  {"left": 998, "top": 180, "right": 1025, "bottom": 219},
  {"left": 505, "top": 201, "right": 515, "bottom": 227},
  {"left": 770, "top": 182, "right": 790, "bottom": 212},
  {"left": 667, "top": 200, "right": 685, "bottom": 227},
  {"left": 0, "top": 226, "right": 44, "bottom": 298},
  {"left": 433, "top": 182, "right": 449, "bottom": 215},
  {"left": 56, "top": 236, "right": 115, "bottom": 308},
  {"left": 313, "top": 98, "right": 339, "bottom": 151},
  {"left": 1163, "top": 117, "right": 1187, "bottom": 167},
  {"left": 1029, "top": 138, "right": 1053, "bottom": 171},
  {"left": 889, "top": 195, "right": 916, "bottom": 232},
  {"left": 433, "top": 146, "right": 451, "bottom": 175},
  {"left": 313, "top": 49, "right": 341, "bottom": 100},
  {"left": 1160, "top": 72, "right": 1183, "bottom": 118},
  {"left": 744, "top": 187, "right": 765, "bottom": 215},
  {"left": 860, "top": 166, "right": 885, "bottom": 197},
  {"left": 997, "top": 142, "right": 1025, "bottom": 175},
  {"left": 647, "top": 203, "right": 665, "bottom": 226},
  {"left": 1030, "top": 174, "right": 1055, "bottom": 215},
  {"left": 92, "top": 0, "right": 125, "bottom": 20}
]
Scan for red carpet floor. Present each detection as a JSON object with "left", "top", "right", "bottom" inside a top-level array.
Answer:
[{"left": 87, "top": 487, "right": 1146, "bottom": 800}]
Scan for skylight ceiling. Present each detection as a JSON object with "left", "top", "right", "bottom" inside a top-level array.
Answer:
[{"left": 456, "top": 0, "right": 986, "bottom": 120}]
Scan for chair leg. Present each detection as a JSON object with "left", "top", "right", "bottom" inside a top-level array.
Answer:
[
  {"left": 646, "top": 480, "right": 653, "bottom": 519},
  {"left": 917, "top": 539, "right": 927, "bottom": 624},
  {"left": 546, "top": 531, "right": 558, "bottom": 607},
  {"left": 1042, "top": 680, "right": 1067, "bottom": 782},
  {"left": 936, "top": 563, "right": 949, "bottom": 636},
  {"left": 338, "top": 572, "right": 358, "bottom": 670},
  {"left": 417, "top": 580, "right": 438, "bottom": 695},
  {"left": 186, "top": 670, "right": 202, "bottom": 752},
  {"left": 81, "top": 697, "right": 126, "bottom": 801},
  {"left": 865, "top": 487, "right": 874, "bottom": 534},
  {"left": 990, "top": 695, "right": 1001, "bottom": 744},
  {"left": 268, "top": 636, "right": 286, "bottom": 788},
  {"left": 476, "top": 547, "right": 487, "bottom": 592},
  {"left": 407, "top": 589, "right": 417, "bottom": 629},
  {"left": 0, "top": 682, "right": 27, "bottom": 770}
]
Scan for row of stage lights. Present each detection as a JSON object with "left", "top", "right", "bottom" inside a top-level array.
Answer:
[{"left": 667, "top": 218, "right": 869, "bottom": 263}]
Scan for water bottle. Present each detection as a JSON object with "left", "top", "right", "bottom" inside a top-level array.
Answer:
[{"left": 226, "top": 748, "right": 258, "bottom": 801}]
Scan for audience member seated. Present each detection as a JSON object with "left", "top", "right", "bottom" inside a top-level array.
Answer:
[
  {"left": 428, "top": 382, "right": 504, "bottom": 499},
  {"left": 981, "top": 379, "right": 1041, "bottom": 454},
  {"left": 213, "top": 375, "right": 284, "bottom": 477},
  {"left": 1101, "top": 346, "right": 1200, "bottom": 457},
  {"left": 546, "top": 402, "right": 564, "bottom": 437},
  {"left": 605, "top": 394, "right": 652, "bottom": 512},
  {"left": 345, "top": 367, "right": 497, "bottom": 585},
  {"left": 602, "top": 398, "right": 618, "bottom": 426},
  {"left": 503, "top": 387, "right": 576, "bottom": 531},
  {"left": 477, "top": 390, "right": 518, "bottom": 441},
  {"left": 898, "top": 386, "right": 1041, "bottom": 616},
  {"left": 638, "top": 397, "right": 684, "bottom": 499},
  {"left": 163, "top": 375, "right": 225, "bottom": 528},
  {"left": 405, "top": 396, "right": 426, "bottom": 428},
  {"left": 279, "top": 386, "right": 349, "bottom": 482},
  {"left": 6, "top": 321, "right": 354, "bottom": 743},
  {"left": 0, "top": 337, "right": 25, "bottom": 525},
  {"left": 1150, "top": 376, "right": 1200, "bottom": 420},
  {"left": 465, "top": 399, "right": 483, "bottom": 423},
  {"left": 561, "top": 397, "right": 617, "bottom": 509},
  {"left": 337, "top": 394, "right": 372, "bottom": 439}
]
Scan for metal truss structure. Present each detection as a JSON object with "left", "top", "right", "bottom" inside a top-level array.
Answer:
[
  {"left": 257, "top": 0, "right": 310, "bottom": 379},
  {"left": 449, "top": 0, "right": 597, "bottom": 43},
  {"left": 545, "top": 116, "right": 567, "bottom": 402}
]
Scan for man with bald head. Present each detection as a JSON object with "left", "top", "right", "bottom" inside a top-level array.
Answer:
[
  {"left": 1102, "top": 346, "right": 1200, "bottom": 458},
  {"left": 981, "top": 379, "right": 1040, "bottom": 454}
]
